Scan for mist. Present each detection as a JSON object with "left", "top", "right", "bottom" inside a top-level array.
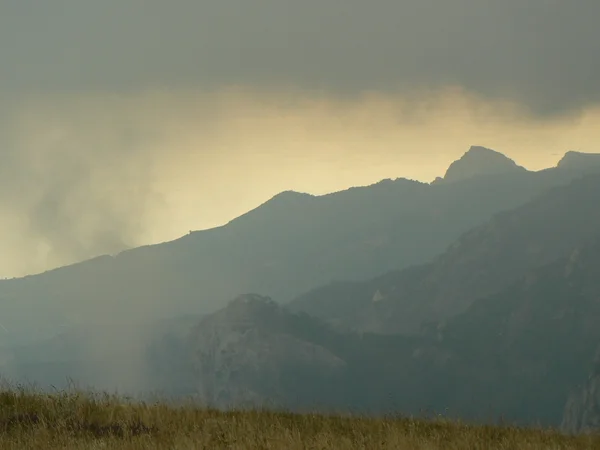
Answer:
[
  {"left": 2, "top": 86, "right": 600, "bottom": 400},
  {"left": 2, "top": 0, "right": 600, "bottom": 278},
  {"left": 1, "top": 87, "right": 600, "bottom": 279},
  {"left": 1, "top": 0, "right": 599, "bottom": 432}
]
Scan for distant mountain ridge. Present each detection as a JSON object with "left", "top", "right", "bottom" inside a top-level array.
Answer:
[
  {"left": 1, "top": 147, "right": 600, "bottom": 347},
  {"left": 289, "top": 174, "right": 600, "bottom": 335}
]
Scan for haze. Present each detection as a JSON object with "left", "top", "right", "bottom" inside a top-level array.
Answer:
[{"left": 1, "top": 1, "right": 599, "bottom": 277}]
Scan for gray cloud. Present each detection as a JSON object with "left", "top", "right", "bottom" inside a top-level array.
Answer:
[{"left": 1, "top": 0, "right": 599, "bottom": 115}]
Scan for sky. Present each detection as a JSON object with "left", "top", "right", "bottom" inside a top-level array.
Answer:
[{"left": 1, "top": 0, "right": 600, "bottom": 277}]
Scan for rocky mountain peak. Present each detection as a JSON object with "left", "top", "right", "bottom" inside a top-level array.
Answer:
[
  {"left": 557, "top": 151, "right": 600, "bottom": 171},
  {"left": 186, "top": 294, "right": 346, "bottom": 409},
  {"left": 442, "top": 146, "right": 527, "bottom": 183}
]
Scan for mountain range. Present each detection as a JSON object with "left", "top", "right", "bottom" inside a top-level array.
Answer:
[
  {"left": 289, "top": 173, "right": 600, "bottom": 335},
  {"left": 1, "top": 146, "right": 600, "bottom": 433},
  {"left": 145, "top": 182, "right": 600, "bottom": 427},
  {"left": 1, "top": 146, "right": 599, "bottom": 346},
  {"left": 143, "top": 173, "right": 600, "bottom": 427}
]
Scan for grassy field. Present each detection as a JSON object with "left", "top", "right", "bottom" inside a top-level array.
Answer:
[{"left": 0, "top": 387, "right": 598, "bottom": 449}]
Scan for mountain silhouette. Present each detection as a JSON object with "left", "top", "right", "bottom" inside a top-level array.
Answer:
[
  {"left": 440, "top": 146, "right": 527, "bottom": 183},
  {"left": 1, "top": 148, "right": 599, "bottom": 348}
]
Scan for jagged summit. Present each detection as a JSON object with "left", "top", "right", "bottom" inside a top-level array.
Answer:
[
  {"left": 441, "top": 146, "right": 527, "bottom": 183},
  {"left": 557, "top": 151, "right": 600, "bottom": 171}
]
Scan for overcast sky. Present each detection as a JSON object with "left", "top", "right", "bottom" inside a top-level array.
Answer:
[
  {"left": 1, "top": 0, "right": 599, "bottom": 276},
  {"left": 2, "top": 0, "right": 600, "bottom": 113}
]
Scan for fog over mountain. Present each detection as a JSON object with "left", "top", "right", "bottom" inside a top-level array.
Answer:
[
  {"left": 1, "top": 148, "right": 599, "bottom": 347},
  {"left": 5, "top": 171, "right": 600, "bottom": 431},
  {"left": 1, "top": 151, "right": 600, "bottom": 433},
  {"left": 2, "top": 0, "right": 600, "bottom": 435},
  {"left": 2, "top": 1, "right": 600, "bottom": 278},
  {"left": 3, "top": 90, "right": 600, "bottom": 280}
]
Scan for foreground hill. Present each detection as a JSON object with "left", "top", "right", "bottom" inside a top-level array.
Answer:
[
  {"left": 2, "top": 147, "right": 600, "bottom": 346},
  {"left": 290, "top": 174, "right": 600, "bottom": 335},
  {"left": 1, "top": 389, "right": 598, "bottom": 450}
]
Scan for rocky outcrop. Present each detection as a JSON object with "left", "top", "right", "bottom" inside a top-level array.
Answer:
[
  {"left": 187, "top": 294, "right": 346, "bottom": 409},
  {"left": 561, "top": 346, "right": 600, "bottom": 434}
]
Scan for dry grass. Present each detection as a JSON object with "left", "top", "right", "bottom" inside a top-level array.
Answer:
[{"left": 0, "top": 387, "right": 598, "bottom": 450}]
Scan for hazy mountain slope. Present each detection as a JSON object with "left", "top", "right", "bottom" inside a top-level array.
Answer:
[
  {"left": 2, "top": 312, "right": 204, "bottom": 396},
  {"left": 290, "top": 174, "right": 600, "bottom": 335},
  {"left": 6, "top": 236, "right": 600, "bottom": 428},
  {"left": 2, "top": 292, "right": 425, "bottom": 414},
  {"left": 160, "top": 238, "right": 600, "bottom": 425},
  {"left": 432, "top": 236, "right": 600, "bottom": 426},
  {"left": 148, "top": 293, "right": 440, "bottom": 415},
  {"left": 1, "top": 148, "right": 599, "bottom": 346},
  {"left": 183, "top": 294, "right": 348, "bottom": 410},
  {"left": 172, "top": 237, "right": 600, "bottom": 425}
]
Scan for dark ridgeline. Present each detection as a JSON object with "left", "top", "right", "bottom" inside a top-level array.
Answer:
[{"left": 1, "top": 146, "right": 599, "bottom": 345}]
